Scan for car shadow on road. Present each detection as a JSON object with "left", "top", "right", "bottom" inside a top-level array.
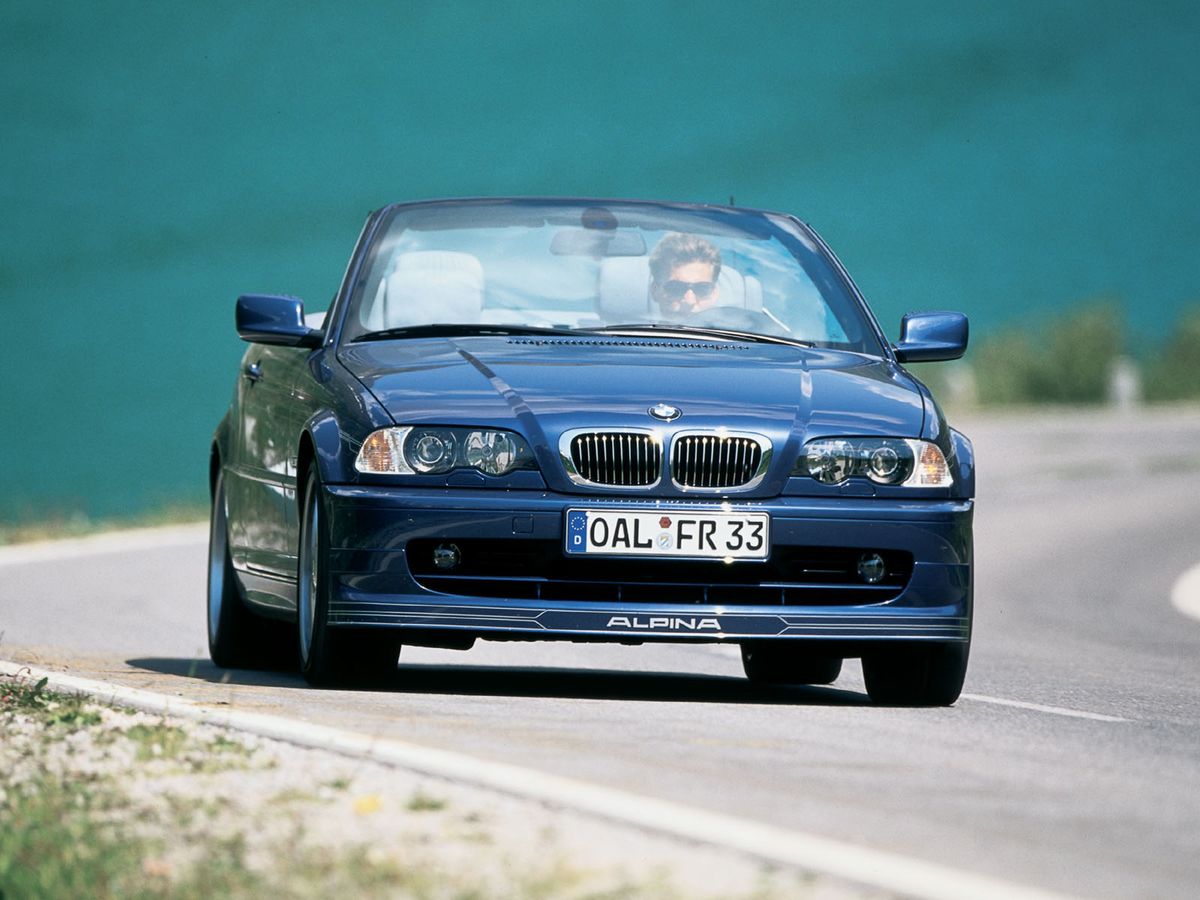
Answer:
[{"left": 128, "top": 657, "right": 872, "bottom": 707}]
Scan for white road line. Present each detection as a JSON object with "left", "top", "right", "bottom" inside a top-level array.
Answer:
[
  {"left": 0, "top": 659, "right": 1079, "bottom": 900},
  {"left": 1171, "top": 561, "right": 1200, "bottom": 623},
  {"left": 960, "top": 694, "right": 1130, "bottom": 723},
  {"left": 712, "top": 645, "right": 1131, "bottom": 722},
  {"left": 0, "top": 523, "right": 207, "bottom": 567}
]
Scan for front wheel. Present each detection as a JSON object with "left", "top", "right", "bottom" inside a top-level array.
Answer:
[
  {"left": 297, "top": 468, "right": 400, "bottom": 687},
  {"left": 862, "top": 641, "right": 969, "bottom": 706},
  {"left": 740, "top": 643, "right": 843, "bottom": 685}
]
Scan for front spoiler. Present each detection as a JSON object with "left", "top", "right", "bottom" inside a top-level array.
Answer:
[
  {"left": 328, "top": 596, "right": 970, "bottom": 642},
  {"left": 323, "top": 485, "right": 973, "bottom": 644}
]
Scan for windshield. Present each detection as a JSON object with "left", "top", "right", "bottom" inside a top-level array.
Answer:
[{"left": 340, "top": 200, "right": 884, "bottom": 353}]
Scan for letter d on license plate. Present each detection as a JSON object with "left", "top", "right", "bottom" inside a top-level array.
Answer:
[{"left": 564, "top": 509, "right": 769, "bottom": 560}]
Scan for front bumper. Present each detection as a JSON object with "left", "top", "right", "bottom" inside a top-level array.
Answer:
[{"left": 324, "top": 485, "right": 973, "bottom": 643}]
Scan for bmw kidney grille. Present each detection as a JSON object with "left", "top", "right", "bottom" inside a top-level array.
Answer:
[
  {"left": 670, "top": 433, "right": 766, "bottom": 489},
  {"left": 569, "top": 431, "right": 662, "bottom": 487},
  {"left": 563, "top": 430, "right": 769, "bottom": 490}
]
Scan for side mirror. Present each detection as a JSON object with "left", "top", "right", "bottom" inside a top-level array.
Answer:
[
  {"left": 236, "top": 294, "right": 323, "bottom": 347},
  {"left": 893, "top": 311, "right": 969, "bottom": 363}
]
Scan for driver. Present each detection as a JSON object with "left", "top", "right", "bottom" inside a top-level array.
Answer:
[{"left": 649, "top": 233, "right": 721, "bottom": 318}]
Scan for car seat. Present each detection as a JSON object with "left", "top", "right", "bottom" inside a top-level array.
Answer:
[{"left": 363, "top": 250, "right": 484, "bottom": 331}]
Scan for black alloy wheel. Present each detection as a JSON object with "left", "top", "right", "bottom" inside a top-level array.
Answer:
[
  {"left": 297, "top": 467, "right": 401, "bottom": 687},
  {"left": 208, "top": 470, "right": 285, "bottom": 669}
]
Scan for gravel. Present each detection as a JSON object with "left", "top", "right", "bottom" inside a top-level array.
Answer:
[{"left": 1, "top": 675, "right": 881, "bottom": 898}]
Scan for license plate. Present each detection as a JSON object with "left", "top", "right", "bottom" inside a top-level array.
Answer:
[{"left": 564, "top": 509, "right": 769, "bottom": 559}]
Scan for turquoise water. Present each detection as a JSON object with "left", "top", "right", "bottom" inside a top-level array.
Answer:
[{"left": 2, "top": 1, "right": 1198, "bottom": 522}]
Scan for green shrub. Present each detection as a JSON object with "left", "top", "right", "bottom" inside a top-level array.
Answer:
[
  {"left": 972, "top": 301, "right": 1124, "bottom": 405},
  {"left": 1143, "top": 306, "right": 1200, "bottom": 402},
  {"left": 970, "top": 330, "right": 1042, "bottom": 405}
]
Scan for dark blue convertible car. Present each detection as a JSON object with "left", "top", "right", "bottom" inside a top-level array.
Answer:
[{"left": 209, "top": 198, "right": 973, "bottom": 704}]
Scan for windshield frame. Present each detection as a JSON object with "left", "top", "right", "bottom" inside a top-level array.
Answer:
[{"left": 333, "top": 198, "right": 890, "bottom": 357}]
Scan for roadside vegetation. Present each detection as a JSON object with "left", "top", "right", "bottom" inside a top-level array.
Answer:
[
  {"left": 911, "top": 301, "right": 1200, "bottom": 408},
  {"left": 1, "top": 672, "right": 801, "bottom": 900},
  {"left": 1141, "top": 306, "right": 1200, "bottom": 402},
  {"left": 0, "top": 502, "right": 207, "bottom": 547}
]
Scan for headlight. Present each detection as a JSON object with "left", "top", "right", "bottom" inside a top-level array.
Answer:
[
  {"left": 463, "top": 430, "right": 521, "bottom": 475},
  {"left": 410, "top": 430, "right": 457, "bottom": 473},
  {"left": 355, "top": 426, "right": 535, "bottom": 476},
  {"left": 797, "top": 438, "right": 951, "bottom": 487}
]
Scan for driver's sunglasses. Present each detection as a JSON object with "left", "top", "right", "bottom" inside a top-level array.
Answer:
[{"left": 660, "top": 279, "right": 716, "bottom": 302}]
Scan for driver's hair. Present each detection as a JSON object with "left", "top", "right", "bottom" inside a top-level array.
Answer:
[{"left": 648, "top": 233, "right": 722, "bottom": 285}]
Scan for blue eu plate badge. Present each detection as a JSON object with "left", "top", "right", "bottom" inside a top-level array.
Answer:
[{"left": 567, "top": 510, "right": 588, "bottom": 552}]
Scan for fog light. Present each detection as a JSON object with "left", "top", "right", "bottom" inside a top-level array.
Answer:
[
  {"left": 433, "top": 543, "right": 461, "bottom": 570},
  {"left": 857, "top": 552, "right": 886, "bottom": 584}
]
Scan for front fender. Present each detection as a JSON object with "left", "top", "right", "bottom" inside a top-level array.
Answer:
[
  {"left": 950, "top": 428, "right": 975, "bottom": 499},
  {"left": 303, "top": 410, "right": 362, "bottom": 486},
  {"left": 297, "top": 346, "right": 394, "bottom": 487},
  {"left": 911, "top": 377, "right": 972, "bottom": 499}
]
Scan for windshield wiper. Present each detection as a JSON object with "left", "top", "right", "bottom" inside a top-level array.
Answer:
[
  {"left": 595, "top": 323, "right": 813, "bottom": 348},
  {"left": 352, "top": 323, "right": 590, "bottom": 342},
  {"left": 352, "top": 321, "right": 813, "bottom": 349}
]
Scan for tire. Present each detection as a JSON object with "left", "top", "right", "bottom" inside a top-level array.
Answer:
[
  {"left": 297, "top": 468, "right": 400, "bottom": 687},
  {"left": 862, "top": 641, "right": 969, "bottom": 707},
  {"left": 740, "top": 642, "right": 843, "bottom": 685},
  {"left": 208, "top": 471, "right": 285, "bottom": 669}
]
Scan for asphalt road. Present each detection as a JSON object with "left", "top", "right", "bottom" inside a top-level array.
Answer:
[{"left": 4, "top": 408, "right": 1200, "bottom": 899}]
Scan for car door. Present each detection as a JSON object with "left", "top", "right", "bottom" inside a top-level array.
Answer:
[{"left": 229, "top": 344, "right": 302, "bottom": 582}]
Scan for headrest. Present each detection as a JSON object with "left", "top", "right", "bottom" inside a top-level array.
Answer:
[
  {"left": 366, "top": 250, "right": 485, "bottom": 330},
  {"left": 597, "top": 256, "right": 652, "bottom": 322},
  {"left": 715, "top": 267, "right": 745, "bottom": 309}
]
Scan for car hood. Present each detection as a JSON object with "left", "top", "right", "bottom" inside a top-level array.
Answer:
[{"left": 338, "top": 336, "right": 926, "bottom": 446}]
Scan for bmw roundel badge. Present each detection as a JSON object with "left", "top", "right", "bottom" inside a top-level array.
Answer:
[{"left": 649, "top": 403, "right": 682, "bottom": 421}]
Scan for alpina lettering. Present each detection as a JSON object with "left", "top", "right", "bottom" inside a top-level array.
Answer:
[{"left": 606, "top": 616, "right": 721, "bottom": 631}]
